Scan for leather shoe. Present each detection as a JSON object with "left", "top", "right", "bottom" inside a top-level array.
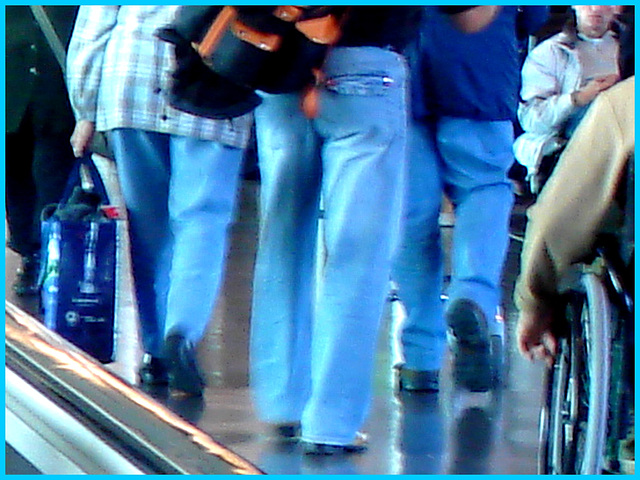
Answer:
[
  {"left": 163, "top": 334, "right": 205, "bottom": 396},
  {"left": 302, "top": 432, "right": 368, "bottom": 455},
  {"left": 394, "top": 364, "right": 439, "bottom": 392},
  {"left": 138, "top": 353, "right": 169, "bottom": 385},
  {"left": 270, "top": 422, "right": 301, "bottom": 443}
]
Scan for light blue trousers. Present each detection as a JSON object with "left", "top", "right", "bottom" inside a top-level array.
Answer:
[
  {"left": 250, "top": 47, "right": 408, "bottom": 445},
  {"left": 109, "top": 129, "right": 243, "bottom": 356},
  {"left": 392, "top": 118, "right": 514, "bottom": 371}
]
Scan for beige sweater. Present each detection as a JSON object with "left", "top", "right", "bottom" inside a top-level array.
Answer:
[{"left": 515, "top": 76, "right": 635, "bottom": 315}]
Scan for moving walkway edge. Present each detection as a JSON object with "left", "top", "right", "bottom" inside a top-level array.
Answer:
[{"left": 5, "top": 300, "right": 264, "bottom": 475}]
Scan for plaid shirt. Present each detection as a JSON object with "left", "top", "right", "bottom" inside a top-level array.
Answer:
[{"left": 67, "top": 5, "right": 252, "bottom": 148}]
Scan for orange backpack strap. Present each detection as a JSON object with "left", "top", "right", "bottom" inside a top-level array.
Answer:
[
  {"left": 196, "top": 6, "right": 237, "bottom": 58},
  {"left": 295, "top": 13, "right": 342, "bottom": 45},
  {"left": 273, "top": 6, "right": 305, "bottom": 22},
  {"left": 231, "top": 19, "right": 282, "bottom": 52}
]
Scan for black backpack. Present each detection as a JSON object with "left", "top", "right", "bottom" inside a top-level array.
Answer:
[{"left": 157, "top": 6, "right": 343, "bottom": 119}]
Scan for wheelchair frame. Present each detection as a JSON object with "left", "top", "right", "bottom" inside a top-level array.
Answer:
[{"left": 537, "top": 243, "right": 634, "bottom": 474}]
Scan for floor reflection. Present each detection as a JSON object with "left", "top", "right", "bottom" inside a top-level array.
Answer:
[
  {"left": 396, "top": 391, "right": 445, "bottom": 474},
  {"left": 5, "top": 177, "right": 546, "bottom": 475}
]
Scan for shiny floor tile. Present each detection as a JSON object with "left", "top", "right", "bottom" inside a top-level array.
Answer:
[{"left": 6, "top": 171, "right": 546, "bottom": 474}]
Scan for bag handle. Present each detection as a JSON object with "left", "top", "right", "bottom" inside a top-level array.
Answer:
[
  {"left": 60, "top": 154, "right": 111, "bottom": 206},
  {"left": 30, "top": 6, "right": 67, "bottom": 75}
]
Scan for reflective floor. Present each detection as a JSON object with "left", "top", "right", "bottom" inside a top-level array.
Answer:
[{"left": 6, "top": 157, "right": 547, "bottom": 474}]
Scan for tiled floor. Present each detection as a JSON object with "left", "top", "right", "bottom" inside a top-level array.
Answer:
[{"left": 6, "top": 156, "right": 547, "bottom": 474}]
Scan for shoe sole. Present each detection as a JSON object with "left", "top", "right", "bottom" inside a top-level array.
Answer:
[
  {"left": 138, "top": 372, "right": 169, "bottom": 386},
  {"left": 272, "top": 423, "right": 301, "bottom": 443},
  {"left": 303, "top": 442, "right": 367, "bottom": 455},
  {"left": 398, "top": 379, "right": 439, "bottom": 392},
  {"left": 168, "top": 373, "right": 205, "bottom": 396},
  {"left": 164, "top": 338, "right": 205, "bottom": 396},
  {"left": 396, "top": 368, "right": 439, "bottom": 392},
  {"left": 168, "top": 367, "right": 205, "bottom": 396}
]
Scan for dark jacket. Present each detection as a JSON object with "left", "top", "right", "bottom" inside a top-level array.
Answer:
[
  {"left": 158, "top": 6, "right": 424, "bottom": 119},
  {"left": 409, "top": 6, "right": 549, "bottom": 122},
  {"left": 6, "top": 6, "right": 78, "bottom": 134},
  {"left": 338, "top": 6, "right": 423, "bottom": 51}
]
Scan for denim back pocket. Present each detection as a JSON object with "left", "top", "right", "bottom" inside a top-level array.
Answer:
[{"left": 324, "top": 74, "right": 395, "bottom": 96}]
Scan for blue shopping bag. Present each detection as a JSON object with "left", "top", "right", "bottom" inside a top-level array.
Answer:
[{"left": 40, "top": 154, "right": 118, "bottom": 363}]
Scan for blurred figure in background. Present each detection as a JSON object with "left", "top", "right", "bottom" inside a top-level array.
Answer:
[
  {"left": 513, "top": 5, "right": 621, "bottom": 192},
  {"left": 5, "top": 6, "right": 78, "bottom": 296}
]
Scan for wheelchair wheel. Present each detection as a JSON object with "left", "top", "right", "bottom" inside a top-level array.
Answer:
[{"left": 538, "top": 271, "right": 612, "bottom": 474}]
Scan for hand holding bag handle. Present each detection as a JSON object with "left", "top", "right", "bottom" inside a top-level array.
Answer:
[
  {"left": 30, "top": 6, "right": 112, "bottom": 159},
  {"left": 59, "top": 153, "right": 112, "bottom": 209}
]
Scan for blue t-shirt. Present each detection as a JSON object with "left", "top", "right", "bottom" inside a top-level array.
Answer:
[{"left": 409, "top": 6, "right": 549, "bottom": 122}]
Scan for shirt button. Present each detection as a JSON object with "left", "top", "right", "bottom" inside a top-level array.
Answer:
[
  {"left": 30, "top": 44, "right": 37, "bottom": 51},
  {"left": 29, "top": 66, "right": 38, "bottom": 75},
  {"left": 161, "top": 114, "right": 168, "bottom": 121},
  {"left": 154, "top": 87, "right": 161, "bottom": 94}
]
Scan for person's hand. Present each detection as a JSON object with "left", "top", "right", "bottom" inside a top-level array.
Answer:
[
  {"left": 516, "top": 309, "right": 558, "bottom": 367},
  {"left": 70, "top": 120, "right": 96, "bottom": 158},
  {"left": 572, "top": 73, "right": 620, "bottom": 107}
]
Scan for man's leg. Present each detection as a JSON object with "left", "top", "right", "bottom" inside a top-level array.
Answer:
[
  {"left": 250, "top": 92, "right": 321, "bottom": 424},
  {"left": 109, "top": 129, "right": 172, "bottom": 360},
  {"left": 301, "top": 46, "right": 408, "bottom": 446},
  {"left": 157, "top": 135, "right": 244, "bottom": 395},
  {"left": 392, "top": 121, "right": 447, "bottom": 383},
  {"left": 163, "top": 135, "right": 244, "bottom": 343},
  {"left": 437, "top": 117, "right": 514, "bottom": 390},
  {"left": 5, "top": 120, "right": 37, "bottom": 257}
]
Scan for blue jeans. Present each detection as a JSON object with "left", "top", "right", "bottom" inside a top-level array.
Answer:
[
  {"left": 109, "top": 129, "right": 243, "bottom": 356},
  {"left": 392, "top": 117, "right": 514, "bottom": 371},
  {"left": 250, "top": 46, "right": 408, "bottom": 445}
]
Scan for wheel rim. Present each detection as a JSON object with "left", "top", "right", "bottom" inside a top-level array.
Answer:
[{"left": 539, "top": 273, "right": 612, "bottom": 475}]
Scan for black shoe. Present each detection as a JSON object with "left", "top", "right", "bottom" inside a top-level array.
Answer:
[
  {"left": 394, "top": 364, "right": 439, "bottom": 392},
  {"left": 13, "top": 254, "right": 40, "bottom": 296},
  {"left": 269, "top": 422, "right": 301, "bottom": 443},
  {"left": 302, "top": 432, "right": 368, "bottom": 455},
  {"left": 446, "top": 299, "right": 492, "bottom": 392},
  {"left": 164, "top": 334, "right": 205, "bottom": 396},
  {"left": 138, "top": 353, "right": 169, "bottom": 386}
]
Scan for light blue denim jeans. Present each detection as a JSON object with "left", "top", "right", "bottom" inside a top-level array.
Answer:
[
  {"left": 109, "top": 129, "right": 243, "bottom": 356},
  {"left": 250, "top": 46, "right": 408, "bottom": 445},
  {"left": 392, "top": 117, "right": 514, "bottom": 371}
]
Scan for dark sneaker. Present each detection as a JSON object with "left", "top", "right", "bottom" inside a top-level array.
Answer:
[
  {"left": 270, "top": 422, "right": 301, "bottom": 443},
  {"left": 394, "top": 364, "right": 439, "bottom": 392},
  {"left": 164, "top": 334, "right": 206, "bottom": 396},
  {"left": 137, "top": 353, "right": 169, "bottom": 386},
  {"left": 13, "top": 254, "right": 40, "bottom": 296},
  {"left": 302, "top": 432, "right": 368, "bottom": 455},
  {"left": 446, "top": 298, "right": 492, "bottom": 392}
]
